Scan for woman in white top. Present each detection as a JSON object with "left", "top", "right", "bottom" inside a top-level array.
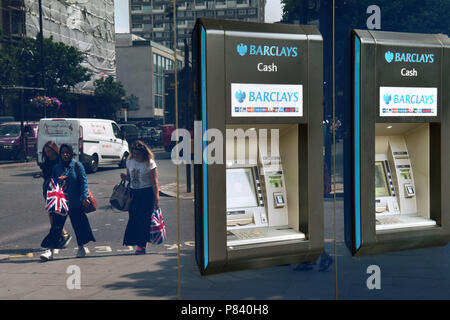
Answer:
[{"left": 120, "top": 140, "right": 160, "bottom": 255}]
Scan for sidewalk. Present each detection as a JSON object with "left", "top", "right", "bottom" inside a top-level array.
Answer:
[
  {"left": 0, "top": 248, "right": 336, "bottom": 300},
  {"left": 0, "top": 252, "right": 180, "bottom": 299},
  {"left": 2, "top": 241, "right": 450, "bottom": 299}
]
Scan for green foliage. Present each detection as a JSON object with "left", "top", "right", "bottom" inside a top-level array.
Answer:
[
  {"left": 94, "top": 76, "right": 126, "bottom": 119},
  {"left": 0, "top": 50, "right": 16, "bottom": 86},
  {"left": 1, "top": 34, "right": 91, "bottom": 95}
]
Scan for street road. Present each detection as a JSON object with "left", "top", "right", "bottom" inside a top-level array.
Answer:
[{"left": 0, "top": 151, "right": 195, "bottom": 259}]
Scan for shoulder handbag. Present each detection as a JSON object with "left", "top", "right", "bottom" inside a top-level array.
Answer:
[
  {"left": 149, "top": 208, "right": 167, "bottom": 245},
  {"left": 110, "top": 180, "right": 132, "bottom": 211},
  {"left": 75, "top": 162, "right": 97, "bottom": 214}
]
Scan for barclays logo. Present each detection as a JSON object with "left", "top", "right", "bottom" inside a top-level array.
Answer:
[
  {"left": 235, "top": 90, "right": 246, "bottom": 103},
  {"left": 383, "top": 94, "right": 392, "bottom": 105},
  {"left": 236, "top": 43, "right": 298, "bottom": 57},
  {"left": 385, "top": 51, "right": 394, "bottom": 63},
  {"left": 236, "top": 43, "right": 248, "bottom": 57},
  {"left": 384, "top": 50, "right": 434, "bottom": 64}
]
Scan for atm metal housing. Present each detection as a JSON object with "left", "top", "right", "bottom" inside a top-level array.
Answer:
[
  {"left": 351, "top": 30, "right": 450, "bottom": 256},
  {"left": 193, "top": 19, "right": 324, "bottom": 274}
]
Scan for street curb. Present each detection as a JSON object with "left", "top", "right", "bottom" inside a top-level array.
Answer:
[
  {"left": 160, "top": 183, "right": 194, "bottom": 200},
  {"left": 0, "top": 254, "right": 9, "bottom": 261},
  {"left": 0, "top": 161, "right": 38, "bottom": 169}
]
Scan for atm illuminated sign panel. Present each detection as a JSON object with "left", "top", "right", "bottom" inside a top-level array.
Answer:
[
  {"left": 379, "top": 86, "right": 437, "bottom": 117},
  {"left": 231, "top": 83, "right": 303, "bottom": 117}
]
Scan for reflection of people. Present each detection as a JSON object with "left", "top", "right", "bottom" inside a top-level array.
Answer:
[
  {"left": 120, "top": 140, "right": 160, "bottom": 255},
  {"left": 40, "top": 144, "right": 96, "bottom": 261},
  {"left": 294, "top": 251, "right": 333, "bottom": 272},
  {"left": 41, "top": 141, "right": 72, "bottom": 249}
]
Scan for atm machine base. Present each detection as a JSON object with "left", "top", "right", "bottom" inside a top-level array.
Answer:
[{"left": 221, "top": 244, "right": 322, "bottom": 275}]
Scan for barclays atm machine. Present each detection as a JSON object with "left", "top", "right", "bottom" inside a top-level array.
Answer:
[
  {"left": 193, "top": 19, "right": 324, "bottom": 274},
  {"left": 351, "top": 30, "right": 450, "bottom": 256}
]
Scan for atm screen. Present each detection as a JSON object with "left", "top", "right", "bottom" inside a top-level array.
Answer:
[
  {"left": 226, "top": 167, "right": 258, "bottom": 209},
  {"left": 375, "top": 161, "right": 390, "bottom": 198}
]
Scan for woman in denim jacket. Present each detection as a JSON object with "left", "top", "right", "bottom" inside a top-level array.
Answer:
[{"left": 40, "top": 144, "right": 96, "bottom": 261}]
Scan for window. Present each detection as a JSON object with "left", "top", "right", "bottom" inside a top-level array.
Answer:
[{"left": 112, "top": 123, "right": 121, "bottom": 139}]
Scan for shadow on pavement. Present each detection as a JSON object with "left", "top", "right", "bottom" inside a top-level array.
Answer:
[{"left": 102, "top": 249, "right": 337, "bottom": 300}]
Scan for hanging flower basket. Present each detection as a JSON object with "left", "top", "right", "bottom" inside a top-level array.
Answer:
[{"left": 30, "top": 96, "right": 62, "bottom": 110}]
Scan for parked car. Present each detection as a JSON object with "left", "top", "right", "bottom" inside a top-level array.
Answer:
[
  {"left": 0, "top": 116, "right": 15, "bottom": 124},
  {"left": 37, "top": 118, "right": 129, "bottom": 173},
  {"left": 119, "top": 124, "right": 139, "bottom": 145},
  {"left": 151, "top": 127, "right": 162, "bottom": 147},
  {"left": 139, "top": 126, "right": 162, "bottom": 147},
  {"left": 138, "top": 127, "right": 153, "bottom": 144},
  {"left": 162, "top": 124, "right": 176, "bottom": 152},
  {"left": 0, "top": 122, "right": 38, "bottom": 160}
]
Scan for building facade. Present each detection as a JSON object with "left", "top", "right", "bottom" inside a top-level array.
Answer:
[
  {"left": 115, "top": 33, "right": 183, "bottom": 120},
  {"left": 1, "top": 0, "right": 116, "bottom": 94},
  {"left": 129, "top": 0, "right": 266, "bottom": 51}
]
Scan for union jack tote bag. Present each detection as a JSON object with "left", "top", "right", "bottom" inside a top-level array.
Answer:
[
  {"left": 150, "top": 208, "right": 167, "bottom": 245},
  {"left": 45, "top": 179, "right": 69, "bottom": 216}
]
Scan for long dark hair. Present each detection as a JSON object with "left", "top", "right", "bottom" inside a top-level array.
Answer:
[
  {"left": 42, "top": 140, "right": 59, "bottom": 162},
  {"left": 59, "top": 144, "right": 74, "bottom": 163}
]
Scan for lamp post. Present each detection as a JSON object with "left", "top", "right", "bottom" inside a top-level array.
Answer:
[{"left": 38, "top": 0, "right": 46, "bottom": 117}]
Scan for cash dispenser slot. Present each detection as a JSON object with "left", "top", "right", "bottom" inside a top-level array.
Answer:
[{"left": 225, "top": 125, "right": 306, "bottom": 248}]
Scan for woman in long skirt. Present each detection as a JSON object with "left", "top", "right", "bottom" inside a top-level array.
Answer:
[{"left": 120, "top": 140, "right": 160, "bottom": 255}]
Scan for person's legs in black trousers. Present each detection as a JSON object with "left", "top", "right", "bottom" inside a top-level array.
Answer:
[
  {"left": 41, "top": 213, "right": 68, "bottom": 249},
  {"left": 40, "top": 212, "right": 68, "bottom": 261},
  {"left": 68, "top": 206, "right": 96, "bottom": 247}
]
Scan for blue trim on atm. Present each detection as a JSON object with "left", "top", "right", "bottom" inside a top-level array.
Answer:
[
  {"left": 201, "top": 27, "right": 209, "bottom": 270},
  {"left": 354, "top": 36, "right": 362, "bottom": 251}
]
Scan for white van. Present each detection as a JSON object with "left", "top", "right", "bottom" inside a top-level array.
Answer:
[{"left": 37, "top": 118, "right": 129, "bottom": 173}]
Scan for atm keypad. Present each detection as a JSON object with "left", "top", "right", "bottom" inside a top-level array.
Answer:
[{"left": 273, "top": 193, "right": 285, "bottom": 208}]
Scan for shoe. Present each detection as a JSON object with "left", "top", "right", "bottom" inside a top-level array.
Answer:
[
  {"left": 293, "top": 261, "right": 316, "bottom": 271},
  {"left": 40, "top": 249, "right": 54, "bottom": 262},
  {"left": 135, "top": 246, "right": 146, "bottom": 255},
  {"left": 76, "top": 246, "right": 87, "bottom": 258},
  {"left": 58, "top": 233, "right": 72, "bottom": 248},
  {"left": 318, "top": 254, "right": 333, "bottom": 272}
]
